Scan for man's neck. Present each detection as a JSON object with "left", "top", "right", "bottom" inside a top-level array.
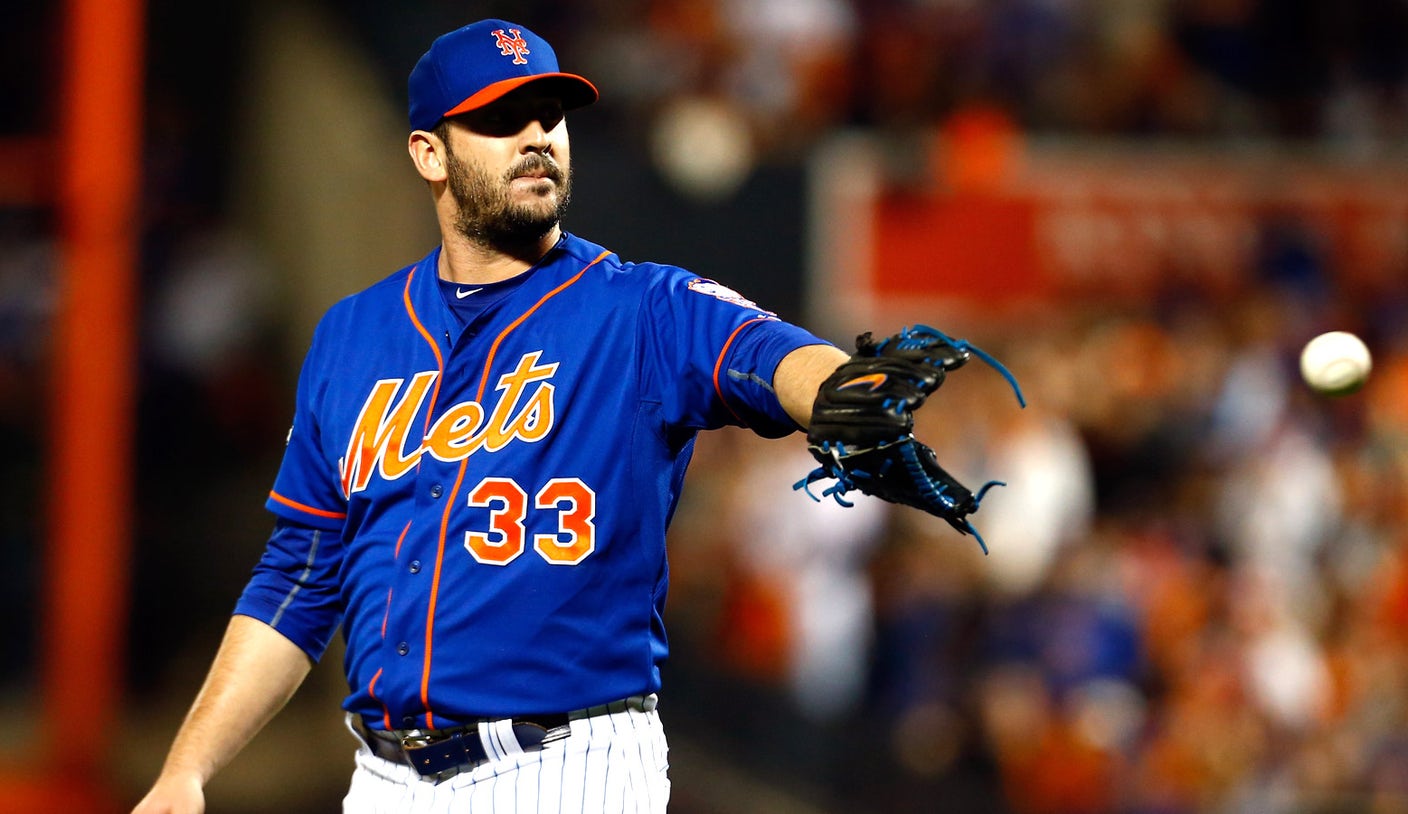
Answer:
[{"left": 438, "top": 225, "right": 561, "bottom": 284}]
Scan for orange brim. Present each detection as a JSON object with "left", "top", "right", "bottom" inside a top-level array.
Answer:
[{"left": 442, "top": 73, "right": 599, "bottom": 118}]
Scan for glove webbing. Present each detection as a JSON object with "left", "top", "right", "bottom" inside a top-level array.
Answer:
[{"left": 794, "top": 440, "right": 1006, "bottom": 555}]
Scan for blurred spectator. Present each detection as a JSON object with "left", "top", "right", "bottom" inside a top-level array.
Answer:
[
  {"left": 722, "top": 435, "right": 889, "bottom": 724},
  {"left": 969, "top": 336, "right": 1097, "bottom": 597}
]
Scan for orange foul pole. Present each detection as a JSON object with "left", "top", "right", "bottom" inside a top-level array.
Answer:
[{"left": 46, "top": 0, "right": 144, "bottom": 792}]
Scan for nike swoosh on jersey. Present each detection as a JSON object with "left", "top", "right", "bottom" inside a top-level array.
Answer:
[{"left": 456, "top": 287, "right": 483, "bottom": 298}]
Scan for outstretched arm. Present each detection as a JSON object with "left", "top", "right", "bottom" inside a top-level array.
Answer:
[
  {"left": 772, "top": 343, "right": 850, "bottom": 429},
  {"left": 132, "top": 614, "right": 314, "bottom": 814}
]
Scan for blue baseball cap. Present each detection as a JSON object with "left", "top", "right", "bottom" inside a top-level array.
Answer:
[{"left": 408, "top": 20, "right": 599, "bottom": 132}]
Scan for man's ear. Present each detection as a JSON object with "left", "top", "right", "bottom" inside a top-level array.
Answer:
[{"left": 408, "top": 130, "right": 449, "bottom": 183}]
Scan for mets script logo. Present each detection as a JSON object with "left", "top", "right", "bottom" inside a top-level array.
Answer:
[
  {"left": 492, "top": 29, "right": 531, "bottom": 65},
  {"left": 340, "top": 351, "right": 557, "bottom": 495}
]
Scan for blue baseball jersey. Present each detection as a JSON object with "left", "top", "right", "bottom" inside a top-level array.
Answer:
[{"left": 234, "top": 232, "right": 830, "bottom": 731}]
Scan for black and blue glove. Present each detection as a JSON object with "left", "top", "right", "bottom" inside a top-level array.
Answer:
[{"left": 794, "top": 325, "right": 1025, "bottom": 554}]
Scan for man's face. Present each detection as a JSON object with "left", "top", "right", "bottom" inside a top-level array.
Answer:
[{"left": 442, "top": 88, "right": 572, "bottom": 246}]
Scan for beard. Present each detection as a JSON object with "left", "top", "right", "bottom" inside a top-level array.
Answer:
[{"left": 444, "top": 147, "right": 572, "bottom": 248}]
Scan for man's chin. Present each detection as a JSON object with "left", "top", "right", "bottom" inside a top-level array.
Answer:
[
  {"left": 481, "top": 209, "right": 563, "bottom": 246},
  {"left": 512, "top": 208, "right": 561, "bottom": 233}
]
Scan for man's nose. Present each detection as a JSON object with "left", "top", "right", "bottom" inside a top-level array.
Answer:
[{"left": 522, "top": 119, "right": 552, "bottom": 153}]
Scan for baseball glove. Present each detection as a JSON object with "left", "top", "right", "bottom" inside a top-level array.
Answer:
[{"left": 794, "top": 325, "right": 1025, "bottom": 554}]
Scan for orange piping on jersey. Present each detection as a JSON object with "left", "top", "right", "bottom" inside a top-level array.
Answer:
[
  {"left": 421, "top": 445, "right": 471, "bottom": 728},
  {"left": 474, "top": 250, "right": 610, "bottom": 402},
  {"left": 420, "top": 249, "right": 611, "bottom": 728},
  {"left": 401, "top": 266, "right": 447, "bottom": 727},
  {"left": 403, "top": 265, "right": 447, "bottom": 436},
  {"left": 368, "top": 668, "right": 392, "bottom": 731},
  {"left": 383, "top": 522, "right": 411, "bottom": 639},
  {"left": 393, "top": 520, "right": 412, "bottom": 558},
  {"left": 712, "top": 316, "right": 771, "bottom": 426},
  {"left": 268, "top": 491, "right": 347, "bottom": 520}
]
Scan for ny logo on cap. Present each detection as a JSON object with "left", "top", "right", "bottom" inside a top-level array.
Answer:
[{"left": 492, "top": 29, "right": 531, "bottom": 65}]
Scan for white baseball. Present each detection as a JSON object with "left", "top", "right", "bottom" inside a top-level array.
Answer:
[{"left": 1300, "top": 331, "right": 1371, "bottom": 396}]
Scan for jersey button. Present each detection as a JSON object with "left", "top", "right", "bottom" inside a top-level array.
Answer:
[
  {"left": 409, "top": 560, "right": 421, "bottom": 574},
  {"left": 402, "top": 715, "right": 416, "bottom": 727},
  {"left": 396, "top": 641, "right": 410, "bottom": 656},
  {"left": 429, "top": 484, "right": 444, "bottom": 499}
]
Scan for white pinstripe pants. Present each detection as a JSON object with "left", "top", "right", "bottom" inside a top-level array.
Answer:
[{"left": 342, "top": 701, "right": 671, "bottom": 814}]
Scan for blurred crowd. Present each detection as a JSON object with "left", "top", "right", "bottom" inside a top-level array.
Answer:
[
  {"left": 4, "top": 0, "right": 1408, "bottom": 811},
  {"left": 668, "top": 285, "right": 1408, "bottom": 813},
  {"left": 542, "top": 0, "right": 1408, "bottom": 194}
]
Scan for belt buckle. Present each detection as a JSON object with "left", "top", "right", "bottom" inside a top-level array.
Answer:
[{"left": 397, "top": 729, "right": 440, "bottom": 751}]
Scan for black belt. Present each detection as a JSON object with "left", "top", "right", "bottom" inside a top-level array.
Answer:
[
  {"left": 357, "top": 696, "right": 657, "bottom": 780},
  {"left": 363, "top": 712, "right": 571, "bottom": 777},
  {"left": 359, "top": 713, "right": 572, "bottom": 779}
]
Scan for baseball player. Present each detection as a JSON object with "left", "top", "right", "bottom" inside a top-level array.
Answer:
[{"left": 132, "top": 18, "right": 1017, "bottom": 814}]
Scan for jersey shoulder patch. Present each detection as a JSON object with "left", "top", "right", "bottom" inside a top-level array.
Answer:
[{"left": 685, "top": 278, "right": 774, "bottom": 314}]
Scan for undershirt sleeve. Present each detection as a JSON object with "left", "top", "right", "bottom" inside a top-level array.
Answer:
[{"left": 232, "top": 518, "right": 345, "bottom": 661}]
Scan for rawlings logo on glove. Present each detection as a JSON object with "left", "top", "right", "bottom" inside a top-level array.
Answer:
[{"left": 794, "top": 325, "right": 1025, "bottom": 554}]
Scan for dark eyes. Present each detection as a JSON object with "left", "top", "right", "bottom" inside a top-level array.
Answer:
[{"left": 459, "top": 101, "right": 564, "bottom": 136}]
